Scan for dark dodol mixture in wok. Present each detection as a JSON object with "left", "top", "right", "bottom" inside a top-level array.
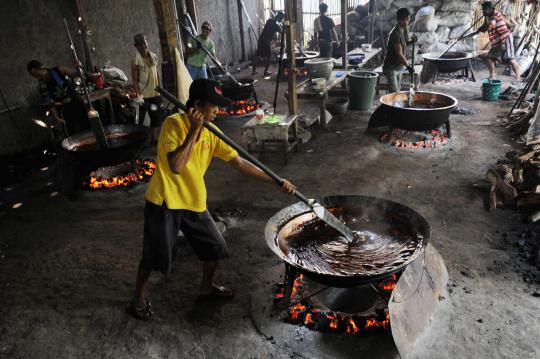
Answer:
[{"left": 277, "top": 208, "right": 424, "bottom": 277}]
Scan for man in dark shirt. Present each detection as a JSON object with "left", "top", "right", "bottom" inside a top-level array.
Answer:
[
  {"left": 314, "top": 3, "right": 339, "bottom": 58},
  {"left": 382, "top": 8, "right": 417, "bottom": 93},
  {"left": 27, "top": 59, "right": 88, "bottom": 135},
  {"left": 252, "top": 11, "right": 285, "bottom": 76}
]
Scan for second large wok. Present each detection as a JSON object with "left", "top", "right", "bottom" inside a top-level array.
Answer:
[
  {"left": 60, "top": 124, "right": 147, "bottom": 168},
  {"left": 422, "top": 51, "right": 474, "bottom": 73},
  {"left": 368, "top": 91, "right": 458, "bottom": 133}
]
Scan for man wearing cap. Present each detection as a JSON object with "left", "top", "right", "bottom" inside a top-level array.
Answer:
[
  {"left": 131, "top": 33, "right": 165, "bottom": 143},
  {"left": 466, "top": 1, "right": 521, "bottom": 81},
  {"left": 186, "top": 21, "right": 215, "bottom": 80},
  {"left": 252, "top": 11, "right": 285, "bottom": 76},
  {"left": 128, "top": 79, "right": 295, "bottom": 320},
  {"left": 382, "top": 8, "right": 417, "bottom": 93}
]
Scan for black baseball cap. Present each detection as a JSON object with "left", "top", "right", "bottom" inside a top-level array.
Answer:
[
  {"left": 481, "top": 1, "right": 493, "bottom": 9},
  {"left": 188, "top": 79, "right": 232, "bottom": 107},
  {"left": 397, "top": 7, "right": 410, "bottom": 19}
]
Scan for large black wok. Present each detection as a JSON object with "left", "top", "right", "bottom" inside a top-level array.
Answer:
[
  {"left": 61, "top": 124, "right": 147, "bottom": 168},
  {"left": 265, "top": 195, "right": 430, "bottom": 287},
  {"left": 220, "top": 78, "right": 257, "bottom": 101},
  {"left": 368, "top": 91, "right": 458, "bottom": 134},
  {"left": 422, "top": 51, "right": 473, "bottom": 73}
]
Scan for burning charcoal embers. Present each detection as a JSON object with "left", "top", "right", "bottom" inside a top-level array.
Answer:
[
  {"left": 218, "top": 100, "right": 266, "bottom": 118},
  {"left": 82, "top": 159, "right": 156, "bottom": 189},
  {"left": 278, "top": 274, "right": 397, "bottom": 335},
  {"left": 381, "top": 127, "right": 449, "bottom": 149}
]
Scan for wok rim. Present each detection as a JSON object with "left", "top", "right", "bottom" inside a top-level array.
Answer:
[
  {"left": 265, "top": 195, "right": 431, "bottom": 282},
  {"left": 421, "top": 51, "right": 474, "bottom": 62},
  {"left": 60, "top": 124, "right": 147, "bottom": 153},
  {"left": 379, "top": 91, "right": 458, "bottom": 112}
]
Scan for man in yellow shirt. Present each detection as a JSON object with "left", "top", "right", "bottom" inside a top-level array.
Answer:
[{"left": 128, "top": 79, "right": 295, "bottom": 320}]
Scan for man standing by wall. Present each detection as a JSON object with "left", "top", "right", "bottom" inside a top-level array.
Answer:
[
  {"left": 382, "top": 8, "right": 416, "bottom": 94},
  {"left": 466, "top": 1, "right": 521, "bottom": 81},
  {"left": 131, "top": 33, "right": 165, "bottom": 144},
  {"left": 186, "top": 21, "right": 215, "bottom": 80},
  {"left": 252, "top": 11, "right": 285, "bottom": 76},
  {"left": 313, "top": 3, "right": 339, "bottom": 58}
]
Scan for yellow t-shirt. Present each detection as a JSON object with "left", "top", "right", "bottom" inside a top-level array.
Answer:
[{"left": 145, "top": 112, "right": 238, "bottom": 211}]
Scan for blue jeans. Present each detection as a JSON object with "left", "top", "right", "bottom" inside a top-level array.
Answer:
[{"left": 187, "top": 64, "right": 208, "bottom": 80}]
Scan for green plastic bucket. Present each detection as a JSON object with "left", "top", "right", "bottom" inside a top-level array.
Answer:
[
  {"left": 348, "top": 71, "right": 379, "bottom": 110},
  {"left": 481, "top": 79, "right": 502, "bottom": 101}
]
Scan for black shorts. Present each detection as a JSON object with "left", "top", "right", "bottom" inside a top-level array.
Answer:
[
  {"left": 140, "top": 201, "right": 230, "bottom": 276},
  {"left": 140, "top": 96, "right": 165, "bottom": 128}
]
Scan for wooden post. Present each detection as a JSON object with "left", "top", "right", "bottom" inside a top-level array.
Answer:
[
  {"left": 172, "top": 0, "right": 185, "bottom": 62},
  {"left": 153, "top": 0, "right": 187, "bottom": 93},
  {"left": 368, "top": 0, "right": 375, "bottom": 44},
  {"left": 285, "top": 0, "right": 297, "bottom": 115},
  {"left": 341, "top": 0, "right": 347, "bottom": 70},
  {"left": 237, "top": 0, "right": 247, "bottom": 62},
  {"left": 74, "top": 0, "right": 93, "bottom": 71},
  {"left": 296, "top": 0, "right": 303, "bottom": 45},
  {"left": 153, "top": 0, "right": 183, "bottom": 62}
]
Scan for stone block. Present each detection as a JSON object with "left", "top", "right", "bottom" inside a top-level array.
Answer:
[
  {"left": 436, "top": 26, "right": 451, "bottom": 43},
  {"left": 441, "top": 1, "right": 475, "bottom": 13},
  {"left": 438, "top": 12, "right": 472, "bottom": 27},
  {"left": 391, "top": 0, "right": 425, "bottom": 9},
  {"left": 412, "top": 31, "right": 439, "bottom": 49},
  {"left": 421, "top": 41, "right": 448, "bottom": 54},
  {"left": 449, "top": 24, "right": 472, "bottom": 40},
  {"left": 378, "top": 0, "right": 393, "bottom": 10}
]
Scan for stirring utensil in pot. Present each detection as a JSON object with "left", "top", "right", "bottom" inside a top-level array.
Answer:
[
  {"left": 155, "top": 86, "right": 356, "bottom": 245},
  {"left": 408, "top": 38, "right": 416, "bottom": 108}
]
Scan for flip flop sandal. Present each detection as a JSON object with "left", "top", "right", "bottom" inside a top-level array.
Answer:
[
  {"left": 198, "top": 286, "right": 235, "bottom": 300},
  {"left": 126, "top": 300, "right": 153, "bottom": 321}
]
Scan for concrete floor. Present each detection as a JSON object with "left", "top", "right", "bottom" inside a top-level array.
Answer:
[{"left": 1, "top": 65, "right": 539, "bottom": 359}]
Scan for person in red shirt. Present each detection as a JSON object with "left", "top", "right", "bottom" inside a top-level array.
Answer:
[{"left": 467, "top": 1, "right": 521, "bottom": 81}]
